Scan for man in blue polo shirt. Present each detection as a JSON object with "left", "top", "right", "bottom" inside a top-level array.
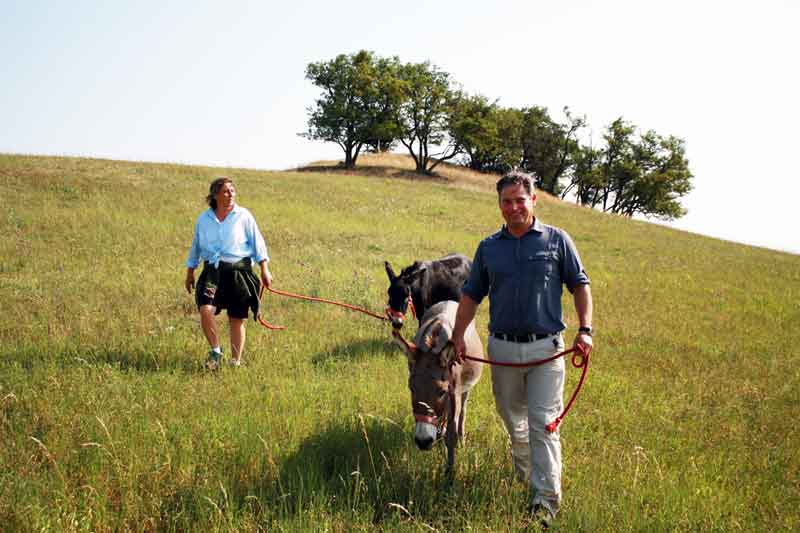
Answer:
[{"left": 451, "top": 170, "right": 593, "bottom": 528}]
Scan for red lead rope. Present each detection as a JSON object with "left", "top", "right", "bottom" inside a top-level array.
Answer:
[
  {"left": 256, "top": 285, "right": 390, "bottom": 330},
  {"left": 258, "top": 285, "right": 590, "bottom": 432},
  {"left": 461, "top": 347, "right": 590, "bottom": 433}
]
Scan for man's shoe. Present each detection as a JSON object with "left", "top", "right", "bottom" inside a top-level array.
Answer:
[
  {"left": 204, "top": 350, "right": 222, "bottom": 371},
  {"left": 528, "top": 503, "right": 554, "bottom": 530}
]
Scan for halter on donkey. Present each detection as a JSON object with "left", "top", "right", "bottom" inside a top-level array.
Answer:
[{"left": 392, "top": 300, "right": 483, "bottom": 470}]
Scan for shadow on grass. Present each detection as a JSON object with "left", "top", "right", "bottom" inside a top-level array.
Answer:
[
  {"left": 148, "top": 411, "right": 509, "bottom": 530},
  {"left": 311, "top": 337, "right": 400, "bottom": 366},
  {"left": 84, "top": 347, "right": 204, "bottom": 373},
  {"left": 1, "top": 345, "right": 204, "bottom": 374},
  {"left": 218, "top": 412, "right": 462, "bottom": 527},
  {"left": 294, "top": 413, "right": 458, "bottom": 525}
]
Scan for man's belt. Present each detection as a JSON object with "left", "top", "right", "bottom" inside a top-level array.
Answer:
[{"left": 491, "top": 331, "right": 557, "bottom": 343}]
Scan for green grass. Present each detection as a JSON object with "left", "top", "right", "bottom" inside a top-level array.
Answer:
[{"left": 1, "top": 153, "right": 798, "bottom": 531}]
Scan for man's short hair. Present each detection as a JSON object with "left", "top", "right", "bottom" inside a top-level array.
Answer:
[{"left": 496, "top": 170, "right": 536, "bottom": 196}]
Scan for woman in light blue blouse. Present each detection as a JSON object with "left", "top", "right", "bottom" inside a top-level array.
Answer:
[{"left": 185, "top": 177, "right": 272, "bottom": 370}]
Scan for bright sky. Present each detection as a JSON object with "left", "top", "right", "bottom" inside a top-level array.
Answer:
[{"left": 2, "top": 0, "right": 798, "bottom": 254}]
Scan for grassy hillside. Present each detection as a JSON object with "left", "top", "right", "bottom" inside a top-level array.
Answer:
[
  {"left": 297, "top": 152, "right": 505, "bottom": 194},
  {"left": 1, "top": 153, "right": 798, "bottom": 531}
]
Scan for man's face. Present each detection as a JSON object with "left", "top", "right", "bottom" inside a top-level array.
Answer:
[{"left": 499, "top": 183, "right": 536, "bottom": 231}]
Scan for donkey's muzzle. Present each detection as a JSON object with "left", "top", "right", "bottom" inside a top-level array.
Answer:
[
  {"left": 415, "top": 436, "right": 435, "bottom": 450},
  {"left": 414, "top": 421, "right": 440, "bottom": 450},
  {"left": 385, "top": 306, "right": 406, "bottom": 330}
]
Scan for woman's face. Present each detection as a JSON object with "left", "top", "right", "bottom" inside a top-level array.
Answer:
[{"left": 215, "top": 181, "right": 236, "bottom": 209}]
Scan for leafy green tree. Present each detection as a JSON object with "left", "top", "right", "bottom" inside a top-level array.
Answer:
[
  {"left": 520, "top": 106, "right": 585, "bottom": 195},
  {"left": 597, "top": 118, "right": 637, "bottom": 212},
  {"left": 395, "top": 61, "right": 461, "bottom": 175},
  {"left": 361, "top": 56, "right": 404, "bottom": 154},
  {"left": 449, "top": 96, "right": 523, "bottom": 173},
  {"left": 302, "top": 51, "right": 401, "bottom": 168},
  {"left": 491, "top": 107, "right": 526, "bottom": 172},
  {"left": 561, "top": 142, "right": 603, "bottom": 204},
  {"left": 448, "top": 94, "right": 496, "bottom": 171},
  {"left": 613, "top": 131, "right": 693, "bottom": 219},
  {"left": 574, "top": 118, "right": 693, "bottom": 220}
]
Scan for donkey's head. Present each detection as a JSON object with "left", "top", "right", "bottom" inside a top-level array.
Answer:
[
  {"left": 384, "top": 261, "right": 426, "bottom": 330},
  {"left": 392, "top": 321, "right": 457, "bottom": 450}
]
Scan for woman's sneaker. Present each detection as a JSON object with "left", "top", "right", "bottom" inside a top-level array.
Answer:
[
  {"left": 228, "top": 358, "right": 242, "bottom": 367},
  {"left": 204, "top": 349, "right": 222, "bottom": 371}
]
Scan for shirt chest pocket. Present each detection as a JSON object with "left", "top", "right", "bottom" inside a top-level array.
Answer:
[{"left": 527, "top": 252, "right": 557, "bottom": 282}]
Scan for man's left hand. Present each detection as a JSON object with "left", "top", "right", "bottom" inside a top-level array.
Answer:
[{"left": 574, "top": 332, "right": 593, "bottom": 356}]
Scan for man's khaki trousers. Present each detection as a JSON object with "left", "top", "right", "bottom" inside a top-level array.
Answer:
[{"left": 489, "top": 333, "right": 566, "bottom": 515}]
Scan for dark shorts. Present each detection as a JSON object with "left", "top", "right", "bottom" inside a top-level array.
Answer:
[{"left": 196, "top": 261, "right": 257, "bottom": 319}]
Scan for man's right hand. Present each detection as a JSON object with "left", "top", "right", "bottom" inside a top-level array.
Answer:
[
  {"left": 450, "top": 294, "right": 479, "bottom": 365},
  {"left": 451, "top": 334, "right": 466, "bottom": 364}
]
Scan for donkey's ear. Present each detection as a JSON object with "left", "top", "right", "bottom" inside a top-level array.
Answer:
[
  {"left": 424, "top": 322, "right": 442, "bottom": 350},
  {"left": 436, "top": 323, "right": 452, "bottom": 352},
  {"left": 384, "top": 261, "right": 397, "bottom": 281},
  {"left": 428, "top": 321, "right": 451, "bottom": 355}
]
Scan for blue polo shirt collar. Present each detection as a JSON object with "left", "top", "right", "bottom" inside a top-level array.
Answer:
[{"left": 499, "top": 217, "right": 544, "bottom": 239}]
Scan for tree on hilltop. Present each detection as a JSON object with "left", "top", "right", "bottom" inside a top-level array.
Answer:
[
  {"left": 361, "top": 55, "right": 404, "bottom": 154},
  {"left": 520, "top": 106, "right": 586, "bottom": 195},
  {"left": 561, "top": 141, "right": 602, "bottom": 204},
  {"left": 449, "top": 96, "right": 523, "bottom": 173},
  {"left": 571, "top": 118, "right": 693, "bottom": 220},
  {"left": 395, "top": 61, "right": 462, "bottom": 175},
  {"left": 302, "top": 51, "right": 402, "bottom": 168},
  {"left": 300, "top": 52, "right": 693, "bottom": 221}
]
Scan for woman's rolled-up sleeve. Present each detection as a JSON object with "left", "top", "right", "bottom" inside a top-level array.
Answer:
[
  {"left": 186, "top": 224, "right": 202, "bottom": 268},
  {"left": 246, "top": 214, "right": 269, "bottom": 264}
]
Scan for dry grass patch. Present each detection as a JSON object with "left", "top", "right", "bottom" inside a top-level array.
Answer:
[{"left": 296, "top": 152, "right": 560, "bottom": 205}]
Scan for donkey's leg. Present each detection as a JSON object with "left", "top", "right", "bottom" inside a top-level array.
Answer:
[
  {"left": 446, "top": 429, "right": 457, "bottom": 472},
  {"left": 458, "top": 390, "right": 471, "bottom": 440},
  {"left": 446, "top": 394, "right": 462, "bottom": 471}
]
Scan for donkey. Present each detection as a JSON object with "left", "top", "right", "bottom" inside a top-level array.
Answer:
[
  {"left": 392, "top": 300, "right": 483, "bottom": 470},
  {"left": 384, "top": 253, "right": 471, "bottom": 330}
]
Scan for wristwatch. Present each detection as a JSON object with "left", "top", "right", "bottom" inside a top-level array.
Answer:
[{"left": 578, "top": 326, "right": 593, "bottom": 336}]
